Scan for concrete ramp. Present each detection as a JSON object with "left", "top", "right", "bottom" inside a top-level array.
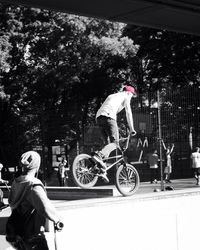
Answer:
[
  {"left": 0, "top": 186, "right": 114, "bottom": 200},
  {"left": 46, "top": 186, "right": 113, "bottom": 200},
  {"left": 1, "top": 179, "right": 200, "bottom": 250},
  {"left": 51, "top": 189, "right": 200, "bottom": 250}
]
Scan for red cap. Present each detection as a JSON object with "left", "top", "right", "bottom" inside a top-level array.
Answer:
[{"left": 124, "top": 85, "right": 136, "bottom": 94}]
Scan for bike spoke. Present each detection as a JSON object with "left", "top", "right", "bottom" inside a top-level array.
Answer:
[
  {"left": 82, "top": 173, "right": 94, "bottom": 184},
  {"left": 119, "top": 167, "right": 136, "bottom": 189},
  {"left": 72, "top": 154, "right": 99, "bottom": 188},
  {"left": 75, "top": 159, "right": 96, "bottom": 185}
]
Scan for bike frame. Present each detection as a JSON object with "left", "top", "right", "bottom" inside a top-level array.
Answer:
[
  {"left": 72, "top": 132, "right": 140, "bottom": 195},
  {"left": 101, "top": 133, "right": 132, "bottom": 172},
  {"left": 103, "top": 155, "right": 124, "bottom": 171}
]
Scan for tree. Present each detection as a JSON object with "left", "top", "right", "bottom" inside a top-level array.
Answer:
[
  {"left": 124, "top": 25, "right": 200, "bottom": 149},
  {"left": 0, "top": 4, "right": 139, "bottom": 165},
  {"left": 123, "top": 25, "right": 200, "bottom": 91},
  {"left": 21, "top": 12, "right": 139, "bottom": 145}
]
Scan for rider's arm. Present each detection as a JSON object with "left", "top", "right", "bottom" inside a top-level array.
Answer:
[
  {"left": 124, "top": 97, "right": 135, "bottom": 133},
  {"left": 162, "top": 140, "right": 166, "bottom": 150},
  {"left": 170, "top": 144, "right": 175, "bottom": 154},
  {"left": 28, "top": 184, "right": 62, "bottom": 224}
]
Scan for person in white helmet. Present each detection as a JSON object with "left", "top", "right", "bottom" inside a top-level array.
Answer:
[
  {"left": 92, "top": 84, "right": 137, "bottom": 182},
  {"left": 6, "top": 151, "right": 64, "bottom": 250}
]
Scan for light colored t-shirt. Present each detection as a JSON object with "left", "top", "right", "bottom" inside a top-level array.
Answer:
[
  {"left": 191, "top": 152, "right": 200, "bottom": 168},
  {"left": 166, "top": 154, "right": 172, "bottom": 167},
  {"left": 96, "top": 91, "right": 134, "bottom": 131},
  {"left": 58, "top": 163, "right": 66, "bottom": 178}
]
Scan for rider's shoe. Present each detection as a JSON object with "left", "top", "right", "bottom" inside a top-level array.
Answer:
[
  {"left": 91, "top": 151, "right": 107, "bottom": 171},
  {"left": 89, "top": 157, "right": 97, "bottom": 166},
  {"left": 99, "top": 172, "right": 109, "bottom": 183}
]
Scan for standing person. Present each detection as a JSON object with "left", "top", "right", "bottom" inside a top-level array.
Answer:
[
  {"left": 6, "top": 151, "right": 64, "bottom": 250},
  {"left": 162, "top": 141, "right": 175, "bottom": 183},
  {"left": 57, "top": 157, "right": 68, "bottom": 186},
  {"left": 147, "top": 149, "right": 159, "bottom": 184},
  {"left": 0, "top": 163, "right": 9, "bottom": 209},
  {"left": 190, "top": 147, "right": 200, "bottom": 185},
  {"left": 92, "top": 84, "right": 138, "bottom": 182}
]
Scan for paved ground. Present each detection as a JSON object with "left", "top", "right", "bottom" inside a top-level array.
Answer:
[{"left": 0, "top": 177, "right": 199, "bottom": 250}]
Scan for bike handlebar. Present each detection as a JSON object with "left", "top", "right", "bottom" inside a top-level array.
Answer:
[{"left": 118, "top": 131, "right": 136, "bottom": 152}]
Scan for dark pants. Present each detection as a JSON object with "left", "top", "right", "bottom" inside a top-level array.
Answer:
[
  {"left": 96, "top": 116, "right": 119, "bottom": 145},
  {"left": 194, "top": 168, "right": 200, "bottom": 178},
  {"left": 150, "top": 168, "right": 159, "bottom": 182},
  {"left": 57, "top": 173, "right": 65, "bottom": 186}
]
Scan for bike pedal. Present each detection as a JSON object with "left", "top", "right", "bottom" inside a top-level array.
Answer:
[
  {"left": 89, "top": 157, "right": 96, "bottom": 165},
  {"left": 93, "top": 166, "right": 101, "bottom": 174},
  {"left": 99, "top": 168, "right": 106, "bottom": 174},
  {"left": 99, "top": 173, "right": 109, "bottom": 183}
]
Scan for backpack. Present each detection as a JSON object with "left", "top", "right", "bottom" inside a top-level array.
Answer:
[
  {"left": 6, "top": 207, "right": 49, "bottom": 250},
  {"left": 6, "top": 183, "right": 49, "bottom": 250}
]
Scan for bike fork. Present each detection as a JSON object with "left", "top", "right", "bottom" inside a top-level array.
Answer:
[{"left": 54, "top": 227, "right": 58, "bottom": 250}]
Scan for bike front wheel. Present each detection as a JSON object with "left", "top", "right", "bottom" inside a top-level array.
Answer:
[
  {"left": 115, "top": 163, "right": 140, "bottom": 196},
  {"left": 72, "top": 154, "right": 98, "bottom": 188}
]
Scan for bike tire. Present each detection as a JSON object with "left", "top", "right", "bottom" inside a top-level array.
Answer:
[
  {"left": 115, "top": 163, "right": 140, "bottom": 196},
  {"left": 72, "top": 154, "right": 98, "bottom": 188}
]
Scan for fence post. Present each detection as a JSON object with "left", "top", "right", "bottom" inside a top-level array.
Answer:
[{"left": 157, "top": 90, "right": 164, "bottom": 191}]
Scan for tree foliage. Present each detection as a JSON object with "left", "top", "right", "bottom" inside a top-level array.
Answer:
[
  {"left": 0, "top": 4, "right": 138, "bottom": 165},
  {"left": 0, "top": 3, "right": 200, "bottom": 166},
  {"left": 123, "top": 25, "right": 200, "bottom": 92},
  {"left": 123, "top": 25, "right": 200, "bottom": 149}
]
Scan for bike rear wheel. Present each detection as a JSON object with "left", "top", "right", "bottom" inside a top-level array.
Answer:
[
  {"left": 72, "top": 154, "right": 98, "bottom": 188},
  {"left": 115, "top": 163, "right": 140, "bottom": 196}
]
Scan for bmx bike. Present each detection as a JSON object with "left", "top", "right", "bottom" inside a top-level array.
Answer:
[{"left": 72, "top": 133, "right": 140, "bottom": 196}]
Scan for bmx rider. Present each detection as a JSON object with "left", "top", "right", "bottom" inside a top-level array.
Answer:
[{"left": 92, "top": 83, "right": 138, "bottom": 182}]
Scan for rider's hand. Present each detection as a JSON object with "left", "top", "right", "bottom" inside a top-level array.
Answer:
[
  {"left": 55, "top": 221, "right": 64, "bottom": 231},
  {"left": 130, "top": 130, "right": 137, "bottom": 136}
]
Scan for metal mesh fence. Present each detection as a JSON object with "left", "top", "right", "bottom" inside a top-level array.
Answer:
[
  {"left": 2, "top": 85, "right": 200, "bottom": 184},
  {"left": 44, "top": 85, "right": 200, "bottom": 181},
  {"left": 159, "top": 86, "right": 200, "bottom": 155}
]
